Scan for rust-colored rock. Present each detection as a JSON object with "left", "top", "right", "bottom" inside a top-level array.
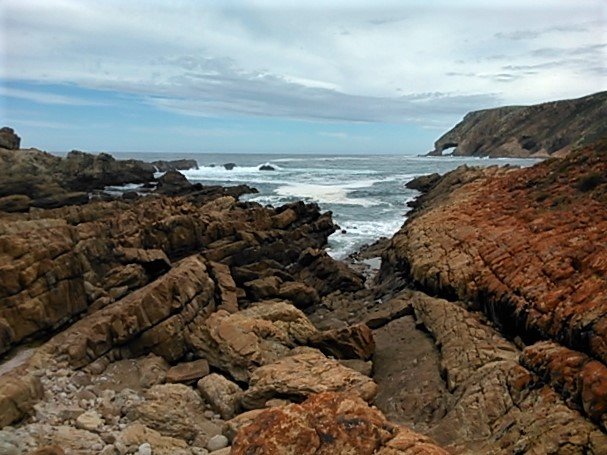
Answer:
[
  {"left": 232, "top": 392, "right": 447, "bottom": 455},
  {"left": 382, "top": 140, "right": 607, "bottom": 427},
  {"left": 522, "top": 340, "right": 607, "bottom": 429}
]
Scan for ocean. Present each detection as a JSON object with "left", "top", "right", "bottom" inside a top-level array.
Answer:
[{"left": 110, "top": 152, "right": 539, "bottom": 259}]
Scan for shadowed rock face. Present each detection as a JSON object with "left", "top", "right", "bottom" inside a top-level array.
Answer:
[
  {"left": 0, "top": 127, "right": 20, "bottom": 150},
  {"left": 381, "top": 139, "right": 607, "bottom": 434},
  {"left": 428, "top": 91, "right": 607, "bottom": 157}
]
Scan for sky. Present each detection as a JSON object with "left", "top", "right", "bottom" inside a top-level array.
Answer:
[{"left": 1, "top": 0, "right": 606, "bottom": 154}]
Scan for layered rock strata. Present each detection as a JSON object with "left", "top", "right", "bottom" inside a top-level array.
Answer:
[{"left": 380, "top": 140, "right": 607, "bottom": 443}]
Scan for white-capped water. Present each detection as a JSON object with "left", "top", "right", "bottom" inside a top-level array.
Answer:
[{"left": 112, "top": 152, "right": 541, "bottom": 259}]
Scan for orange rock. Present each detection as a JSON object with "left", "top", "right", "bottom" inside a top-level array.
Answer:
[{"left": 232, "top": 392, "right": 447, "bottom": 454}]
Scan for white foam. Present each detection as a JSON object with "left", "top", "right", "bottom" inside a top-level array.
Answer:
[
  {"left": 328, "top": 217, "right": 405, "bottom": 259},
  {"left": 271, "top": 156, "right": 371, "bottom": 163},
  {"left": 274, "top": 183, "right": 380, "bottom": 207}
]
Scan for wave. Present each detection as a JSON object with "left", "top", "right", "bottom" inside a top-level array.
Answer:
[
  {"left": 327, "top": 218, "right": 405, "bottom": 259},
  {"left": 271, "top": 156, "right": 371, "bottom": 163},
  {"left": 274, "top": 183, "right": 381, "bottom": 207}
]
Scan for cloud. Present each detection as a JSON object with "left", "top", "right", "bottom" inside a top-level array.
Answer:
[
  {"left": 1, "top": 0, "right": 605, "bottom": 129},
  {"left": 9, "top": 119, "right": 72, "bottom": 129},
  {"left": 494, "top": 23, "right": 592, "bottom": 41},
  {"left": 0, "top": 86, "right": 108, "bottom": 106}
]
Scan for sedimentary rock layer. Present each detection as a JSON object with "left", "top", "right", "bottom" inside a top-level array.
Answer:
[{"left": 382, "top": 139, "right": 607, "bottom": 432}]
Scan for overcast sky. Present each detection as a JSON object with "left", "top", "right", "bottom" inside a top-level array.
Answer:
[{"left": 1, "top": 0, "right": 605, "bottom": 154}]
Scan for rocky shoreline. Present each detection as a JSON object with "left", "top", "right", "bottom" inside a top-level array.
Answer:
[{"left": 1, "top": 130, "right": 606, "bottom": 454}]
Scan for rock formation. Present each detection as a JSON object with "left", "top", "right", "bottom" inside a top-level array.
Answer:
[
  {"left": 428, "top": 91, "right": 607, "bottom": 157},
  {"left": 0, "top": 127, "right": 21, "bottom": 150},
  {"left": 376, "top": 139, "right": 607, "bottom": 451},
  {"left": 151, "top": 159, "right": 199, "bottom": 172},
  {"left": 2, "top": 131, "right": 607, "bottom": 454}
]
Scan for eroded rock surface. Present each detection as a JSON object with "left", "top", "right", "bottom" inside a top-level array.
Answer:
[
  {"left": 232, "top": 392, "right": 447, "bottom": 455},
  {"left": 382, "top": 141, "right": 607, "bottom": 425}
]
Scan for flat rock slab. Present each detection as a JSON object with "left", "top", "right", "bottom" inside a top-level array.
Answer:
[
  {"left": 372, "top": 315, "right": 450, "bottom": 431},
  {"left": 166, "top": 359, "right": 210, "bottom": 383}
]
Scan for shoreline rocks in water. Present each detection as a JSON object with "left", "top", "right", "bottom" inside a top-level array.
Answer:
[{"left": 1, "top": 129, "right": 607, "bottom": 454}]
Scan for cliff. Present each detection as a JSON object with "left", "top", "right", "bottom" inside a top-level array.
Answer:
[{"left": 428, "top": 91, "right": 607, "bottom": 158}]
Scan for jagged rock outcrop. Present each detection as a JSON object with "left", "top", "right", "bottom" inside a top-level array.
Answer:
[
  {"left": 151, "top": 159, "right": 198, "bottom": 172},
  {"left": 0, "top": 134, "right": 213, "bottom": 212},
  {"left": 428, "top": 91, "right": 607, "bottom": 157},
  {"left": 0, "top": 127, "right": 20, "bottom": 150}
]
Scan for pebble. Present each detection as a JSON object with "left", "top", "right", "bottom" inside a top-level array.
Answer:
[
  {"left": 100, "top": 445, "right": 117, "bottom": 455},
  {"left": 138, "top": 442, "right": 152, "bottom": 455},
  {"left": 207, "top": 434, "right": 229, "bottom": 451},
  {"left": 114, "top": 441, "right": 128, "bottom": 455}
]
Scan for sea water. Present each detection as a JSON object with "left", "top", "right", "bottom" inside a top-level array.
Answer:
[{"left": 110, "top": 152, "right": 539, "bottom": 259}]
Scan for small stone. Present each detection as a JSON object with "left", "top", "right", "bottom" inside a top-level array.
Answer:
[
  {"left": 114, "top": 441, "right": 128, "bottom": 455},
  {"left": 100, "top": 445, "right": 117, "bottom": 455},
  {"left": 76, "top": 410, "right": 104, "bottom": 432},
  {"left": 207, "top": 434, "right": 229, "bottom": 451},
  {"left": 137, "top": 443, "right": 152, "bottom": 455},
  {"left": 197, "top": 374, "right": 243, "bottom": 419}
]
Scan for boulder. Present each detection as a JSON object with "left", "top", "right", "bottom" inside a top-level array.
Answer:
[
  {"left": 405, "top": 173, "right": 441, "bottom": 192},
  {"left": 156, "top": 170, "right": 192, "bottom": 196},
  {"left": 243, "top": 276, "right": 282, "bottom": 300},
  {"left": 241, "top": 348, "right": 378, "bottom": 409},
  {"left": 232, "top": 392, "right": 448, "bottom": 454},
  {"left": 0, "top": 127, "right": 20, "bottom": 150},
  {"left": 309, "top": 323, "right": 375, "bottom": 360},
  {"left": 278, "top": 281, "right": 319, "bottom": 308},
  {"left": 116, "top": 423, "right": 190, "bottom": 455},
  {"left": 129, "top": 384, "right": 222, "bottom": 447},
  {"left": 293, "top": 248, "right": 364, "bottom": 296},
  {"left": 46, "top": 255, "right": 215, "bottom": 368},
  {"left": 223, "top": 163, "right": 236, "bottom": 170},
  {"left": 0, "top": 194, "right": 31, "bottom": 212},
  {"left": 259, "top": 164, "right": 275, "bottom": 171},
  {"left": 197, "top": 373, "right": 243, "bottom": 419},
  {"left": 186, "top": 301, "right": 318, "bottom": 382},
  {"left": 151, "top": 159, "right": 199, "bottom": 172}
]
